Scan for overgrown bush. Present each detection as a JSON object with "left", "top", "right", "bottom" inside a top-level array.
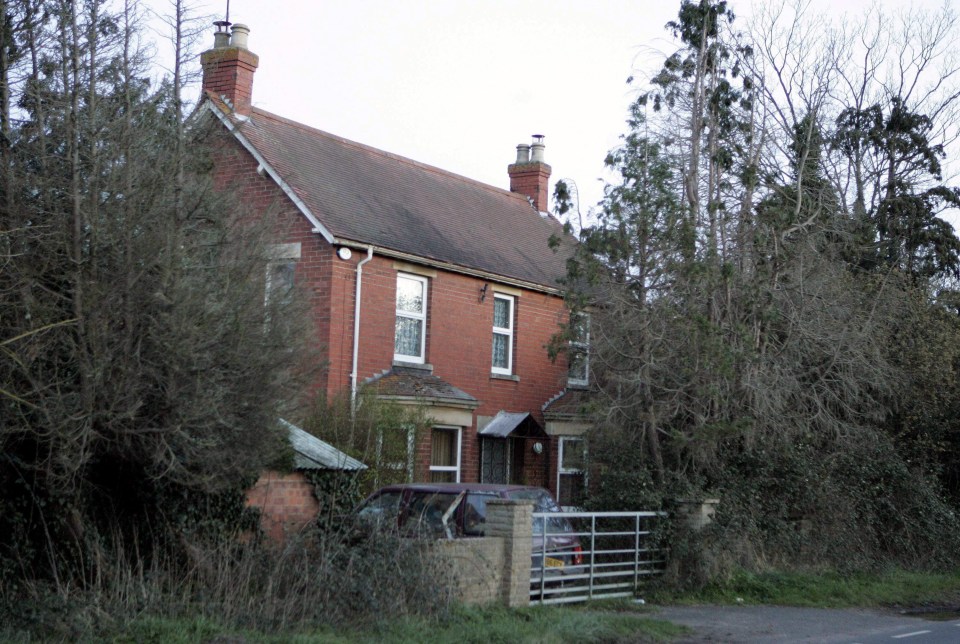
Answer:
[
  {"left": 625, "top": 431, "right": 960, "bottom": 591},
  {"left": 715, "top": 431, "right": 960, "bottom": 571},
  {"left": 0, "top": 518, "right": 455, "bottom": 641},
  {"left": 584, "top": 410, "right": 960, "bottom": 590},
  {"left": 305, "top": 470, "right": 366, "bottom": 531}
]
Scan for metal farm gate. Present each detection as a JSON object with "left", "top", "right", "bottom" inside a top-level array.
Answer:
[{"left": 530, "top": 510, "right": 667, "bottom": 605}]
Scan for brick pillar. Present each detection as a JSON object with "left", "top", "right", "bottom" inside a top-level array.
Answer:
[
  {"left": 486, "top": 499, "right": 533, "bottom": 607},
  {"left": 508, "top": 136, "right": 552, "bottom": 212}
]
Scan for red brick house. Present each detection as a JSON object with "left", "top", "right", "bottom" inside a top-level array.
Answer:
[{"left": 197, "top": 23, "right": 589, "bottom": 508}]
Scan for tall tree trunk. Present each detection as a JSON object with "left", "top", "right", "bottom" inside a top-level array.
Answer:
[{"left": 65, "top": 0, "right": 94, "bottom": 460}]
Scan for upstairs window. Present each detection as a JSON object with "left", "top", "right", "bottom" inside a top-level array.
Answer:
[
  {"left": 491, "top": 293, "right": 514, "bottom": 375},
  {"left": 264, "top": 243, "right": 300, "bottom": 308},
  {"left": 567, "top": 312, "right": 590, "bottom": 386},
  {"left": 395, "top": 273, "right": 428, "bottom": 363},
  {"left": 264, "top": 243, "right": 300, "bottom": 329},
  {"left": 265, "top": 261, "right": 295, "bottom": 308}
]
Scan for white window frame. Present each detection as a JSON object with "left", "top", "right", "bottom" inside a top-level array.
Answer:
[
  {"left": 428, "top": 426, "right": 462, "bottom": 483},
  {"left": 394, "top": 273, "right": 428, "bottom": 364},
  {"left": 567, "top": 312, "right": 590, "bottom": 387},
  {"left": 376, "top": 424, "right": 415, "bottom": 483},
  {"left": 491, "top": 293, "right": 515, "bottom": 375},
  {"left": 557, "top": 436, "right": 586, "bottom": 510}
]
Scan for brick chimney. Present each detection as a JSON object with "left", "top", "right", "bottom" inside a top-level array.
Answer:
[
  {"left": 508, "top": 134, "right": 552, "bottom": 212},
  {"left": 200, "top": 23, "right": 259, "bottom": 115}
]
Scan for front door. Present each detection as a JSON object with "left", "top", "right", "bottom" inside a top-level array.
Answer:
[{"left": 480, "top": 437, "right": 509, "bottom": 483}]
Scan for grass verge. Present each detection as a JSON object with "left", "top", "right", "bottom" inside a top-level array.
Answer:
[
  {"left": 102, "top": 603, "right": 686, "bottom": 643},
  {"left": 647, "top": 569, "right": 960, "bottom": 609}
]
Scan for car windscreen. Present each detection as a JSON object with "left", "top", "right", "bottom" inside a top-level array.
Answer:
[
  {"left": 356, "top": 491, "right": 403, "bottom": 527},
  {"left": 400, "top": 491, "right": 461, "bottom": 538},
  {"left": 507, "top": 488, "right": 572, "bottom": 534}
]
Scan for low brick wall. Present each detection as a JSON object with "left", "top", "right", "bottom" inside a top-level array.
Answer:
[
  {"left": 433, "top": 537, "right": 504, "bottom": 605},
  {"left": 245, "top": 470, "right": 319, "bottom": 543},
  {"left": 430, "top": 499, "right": 534, "bottom": 607}
]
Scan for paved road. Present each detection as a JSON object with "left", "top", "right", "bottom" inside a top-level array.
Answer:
[{"left": 649, "top": 605, "right": 960, "bottom": 643}]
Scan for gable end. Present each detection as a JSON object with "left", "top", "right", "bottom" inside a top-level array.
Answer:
[{"left": 199, "top": 99, "right": 336, "bottom": 244}]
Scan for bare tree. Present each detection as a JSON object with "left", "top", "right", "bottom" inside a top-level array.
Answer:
[
  {"left": 566, "top": 0, "right": 960, "bottom": 570},
  {"left": 0, "top": 0, "right": 315, "bottom": 583}
]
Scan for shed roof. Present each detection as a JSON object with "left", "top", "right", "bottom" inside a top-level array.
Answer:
[{"left": 280, "top": 419, "right": 366, "bottom": 471}]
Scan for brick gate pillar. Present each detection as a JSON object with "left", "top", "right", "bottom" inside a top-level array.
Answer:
[{"left": 486, "top": 499, "right": 533, "bottom": 607}]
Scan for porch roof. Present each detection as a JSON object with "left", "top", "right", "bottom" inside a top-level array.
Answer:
[{"left": 479, "top": 411, "right": 547, "bottom": 438}]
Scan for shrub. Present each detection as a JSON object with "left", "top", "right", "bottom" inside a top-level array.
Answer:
[{"left": 0, "top": 519, "right": 455, "bottom": 640}]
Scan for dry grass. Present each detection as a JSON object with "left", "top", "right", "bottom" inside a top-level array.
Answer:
[{"left": 1, "top": 524, "right": 455, "bottom": 641}]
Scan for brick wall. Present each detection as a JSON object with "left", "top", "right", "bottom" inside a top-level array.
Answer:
[
  {"left": 485, "top": 499, "right": 533, "bottom": 606},
  {"left": 245, "top": 471, "right": 320, "bottom": 543},
  {"left": 428, "top": 499, "right": 534, "bottom": 607},
  {"left": 210, "top": 131, "right": 338, "bottom": 398},
  {"left": 349, "top": 256, "right": 571, "bottom": 487}
]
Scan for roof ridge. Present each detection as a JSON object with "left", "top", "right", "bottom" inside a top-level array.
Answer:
[{"left": 249, "top": 107, "right": 535, "bottom": 207}]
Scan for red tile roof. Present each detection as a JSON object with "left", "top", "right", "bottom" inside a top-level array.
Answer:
[{"left": 229, "top": 106, "right": 576, "bottom": 289}]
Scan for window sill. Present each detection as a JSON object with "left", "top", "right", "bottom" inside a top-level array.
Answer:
[
  {"left": 490, "top": 373, "right": 519, "bottom": 382},
  {"left": 566, "top": 381, "right": 589, "bottom": 390},
  {"left": 393, "top": 360, "right": 433, "bottom": 372}
]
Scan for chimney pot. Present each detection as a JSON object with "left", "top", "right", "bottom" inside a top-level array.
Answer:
[
  {"left": 231, "top": 23, "right": 251, "bottom": 49},
  {"left": 515, "top": 144, "right": 530, "bottom": 164},
  {"left": 530, "top": 135, "right": 545, "bottom": 163},
  {"left": 213, "top": 31, "right": 230, "bottom": 48}
]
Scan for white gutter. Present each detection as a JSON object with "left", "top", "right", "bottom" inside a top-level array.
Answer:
[
  {"left": 350, "top": 245, "right": 375, "bottom": 409},
  {"left": 334, "top": 240, "right": 564, "bottom": 297}
]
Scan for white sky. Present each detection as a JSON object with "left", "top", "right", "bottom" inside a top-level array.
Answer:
[{"left": 145, "top": 0, "right": 957, "bottom": 226}]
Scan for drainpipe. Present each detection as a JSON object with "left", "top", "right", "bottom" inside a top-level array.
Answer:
[{"left": 350, "top": 245, "right": 374, "bottom": 410}]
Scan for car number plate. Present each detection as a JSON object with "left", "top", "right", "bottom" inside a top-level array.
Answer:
[{"left": 544, "top": 556, "right": 564, "bottom": 569}]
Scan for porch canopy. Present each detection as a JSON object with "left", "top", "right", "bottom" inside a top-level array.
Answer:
[{"left": 479, "top": 411, "right": 548, "bottom": 439}]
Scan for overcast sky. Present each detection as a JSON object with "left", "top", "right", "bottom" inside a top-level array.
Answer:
[{"left": 146, "top": 0, "right": 956, "bottom": 226}]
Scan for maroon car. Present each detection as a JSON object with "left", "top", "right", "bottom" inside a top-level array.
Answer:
[{"left": 355, "top": 483, "right": 584, "bottom": 574}]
